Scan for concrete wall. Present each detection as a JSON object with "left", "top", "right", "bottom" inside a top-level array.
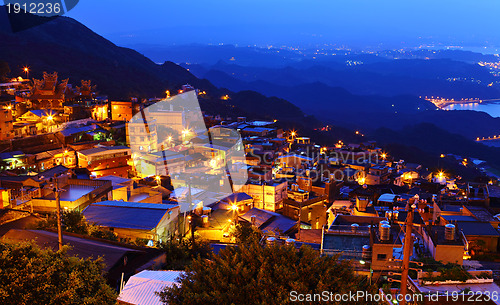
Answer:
[
  {"left": 435, "top": 244, "right": 464, "bottom": 265},
  {"left": 371, "top": 243, "right": 394, "bottom": 271}
]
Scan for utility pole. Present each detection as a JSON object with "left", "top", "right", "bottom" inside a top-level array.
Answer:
[
  {"left": 400, "top": 205, "right": 414, "bottom": 305},
  {"left": 190, "top": 213, "right": 195, "bottom": 246},
  {"left": 187, "top": 177, "right": 195, "bottom": 247},
  {"left": 54, "top": 174, "right": 63, "bottom": 251},
  {"left": 297, "top": 200, "right": 302, "bottom": 240}
]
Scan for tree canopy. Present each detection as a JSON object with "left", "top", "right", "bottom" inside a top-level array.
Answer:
[
  {"left": 0, "top": 241, "right": 117, "bottom": 305},
  {"left": 158, "top": 240, "right": 377, "bottom": 305}
]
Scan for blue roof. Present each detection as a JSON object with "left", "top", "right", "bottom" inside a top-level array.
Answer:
[
  {"left": 441, "top": 215, "right": 477, "bottom": 222},
  {"left": 0, "top": 151, "right": 24, "bottom": 160},
  {"left": 456, "top": 221, "right": 500, "bottom": 237},
  {"left": 96, "top": 200, "right": 178, "bottom": 210},
  {"left": 223, "top": 192, "right": 252, "bottom": 203},
  {"left": 59, "top": 125, "right": 99, "bottom": 137},
  {"left": 83, "top": 202, "right": 174, "bottom": 230},
  {"left": 28, "top": 109, "right": 52, "bottom": 117},
  {"left": 241, "top": 208, "right": 297, "bottom": 234}
]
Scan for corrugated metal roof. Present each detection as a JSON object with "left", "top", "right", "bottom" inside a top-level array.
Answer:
[
  {"left": 59, "top": 125, "right": 98, "bottom": 137},
  {"left": 241, "top": 207, "right": 296, "bottom": 234},
  {"left": 223, "top": 192, "right": 253, "bottom": 203},
  {"left": 96, "top": 175, "right": 132, "bottom": 186},
  {"left": 83, "top": 204, "right": 170, "bottom": 230},
  {"left": 95, "top": 200, "right": 178, "bottom": 210},
  {"left": 118, "top": 270, "right": 184, "bottom": 305},
  {"left": 78, "top": 146, "right": 130, "bottom": 157}
]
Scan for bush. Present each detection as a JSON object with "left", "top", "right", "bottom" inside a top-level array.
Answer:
[
  {"left": 158, "top": 240, "right": 378, "bottom": 305},
  {"left": 0, "top": 241, "right": 116, "bottom": 304}
]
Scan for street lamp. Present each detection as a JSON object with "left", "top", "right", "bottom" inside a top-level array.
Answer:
[
  {"left": 23, "top": 66, "right": 29, "bottom": 79},
  {"left": 231, "top": 204, "right": 238, "bottom": 224},
  {"left": 182, "top": 128, "right": 191, "bottom": 141}
]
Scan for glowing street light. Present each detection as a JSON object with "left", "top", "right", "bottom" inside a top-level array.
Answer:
[
  {"left": 23, "top": 66, "right": 29, "bottom": 79},
  {"left": 230, "top": 204, "right": 239, "bottom": 224},
  {"left": 182, "top": 128, "right": 192, "bottom": 141},
  {"left": 380, "top": 153, "right": 387, "bottom": 160}
]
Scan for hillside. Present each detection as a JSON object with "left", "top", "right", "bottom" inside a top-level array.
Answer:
[
  {"left": 0, "top": 7, "right": 217, "bottom": 99},
  {"left": 0, "top": 7, "right": 325, "bottom": 132}
]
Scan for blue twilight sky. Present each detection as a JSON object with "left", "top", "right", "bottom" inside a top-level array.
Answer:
[{"left": 65, "top": 0, "right": 500, "bottom": 49}]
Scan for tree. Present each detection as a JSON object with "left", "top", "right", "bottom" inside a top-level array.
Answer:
[
  {"left": 232, "top": 223, "right": 262, "bottom": 244},
  {"left": 0, "top": 241, "right": 117, "bottom": 305},
  {"left": 33, "top": 211, "right": 118, "bottom": 242},
  {"left": 158, "top": 240, "right": 377, "bottom": 305},
  {"left": 157, "top": 233, "right": 213, "bottom": 270}
]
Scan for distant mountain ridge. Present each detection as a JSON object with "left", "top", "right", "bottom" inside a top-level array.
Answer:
[
  {"left": 0, "top": 7, "right": 324, "bottom": 132},
  {"left": 0, "top": 6, "right": 217, "bottom": 99}
]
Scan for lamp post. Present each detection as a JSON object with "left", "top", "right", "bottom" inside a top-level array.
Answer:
[
  {"left": 182, "top": 128, "right": 191, "bottom": 142},
  {"left": 53, "top": 174, "right": 63, "bottom": 251},
  {"left": 231, "top": 203, "right": 238, "bottom": 224},
  {"left": 23, "top": 66, "right": 29, "bottom": 80}
]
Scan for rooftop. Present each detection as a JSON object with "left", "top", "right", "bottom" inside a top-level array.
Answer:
[
  {"left": 428, "top": 225, "right": 464, "bottom": 246},
  {"left": 118, "top": 270, "right": 184, "bottom": 305},
  {"left": 2, "top": 229, "right": 141, "bottom": 271},
  {"left": 44, "top": 184, "right": 95, "bottom": 202},
  {"left": 83, "top": 202, "right": 174, "bottom": 230},
  {"left": 241, "top": 208, "right": 297, "bottom": 235},
  {"left": 456, "top": 221, "right": 500, "bottom": 237}
]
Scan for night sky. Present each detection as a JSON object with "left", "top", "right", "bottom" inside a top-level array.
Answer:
[{"left": 64, "top": 0, "right": 500, "bottom": 48}]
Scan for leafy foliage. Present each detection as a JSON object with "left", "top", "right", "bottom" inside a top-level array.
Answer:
[
  {"left": 33, "top": 210, "right": 118, "bottom": 242},
  {"left": 232, "top": 223, "right": 262, "bottom": 244},
  {"left": 418, "top": 257, "right": 472, "bottom": 282},
  {"left": 158, "top": 240, "right": 377, "bottom": 305},
  {"left": 0, "top": 241, "right": 116, "bottom": 305},
  {"left": 157, "top": 233, "right": 213, "bottom": 270}
]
